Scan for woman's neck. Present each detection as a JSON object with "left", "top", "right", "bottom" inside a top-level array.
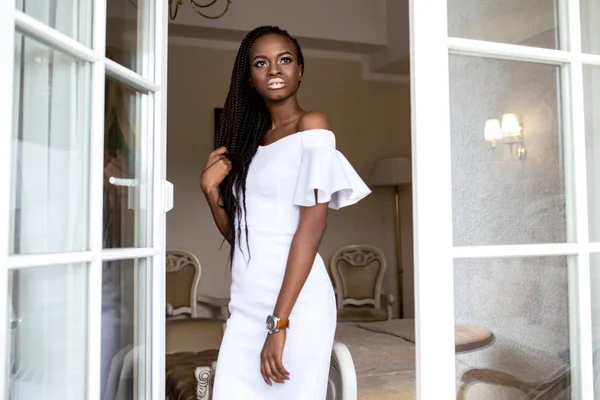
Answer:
[{"left": 267, "top": 96, "right": 304, "bottom": 129}]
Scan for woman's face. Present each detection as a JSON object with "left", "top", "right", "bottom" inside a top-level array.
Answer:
[{"left": 248, "top": 33, "right": 303, "bottom": 103}]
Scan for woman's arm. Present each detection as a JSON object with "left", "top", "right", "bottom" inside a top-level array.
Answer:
[
  {"left": 200, "top": 146, "right": 233, "bottom": 243},
  {"left": 202, "top": 187, "right": 232, "bottom": 244},
  {"left": 260, "top": 111, "right": 332, "bottom": 386},
  {"left": 273, "top": 195, "right": 328, "bottom": 319},
  {"left": 273, "top": 110, "right": 331, "bottom": 319}
]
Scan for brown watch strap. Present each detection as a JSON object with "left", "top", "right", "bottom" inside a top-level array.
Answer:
[{"left": 277, "top": 319, "right": 289, "bottom": 330}]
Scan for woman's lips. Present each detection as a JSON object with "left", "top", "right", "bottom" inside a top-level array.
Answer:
[{"left": 267, "top": 78, "right": 286, "bottom": 89}]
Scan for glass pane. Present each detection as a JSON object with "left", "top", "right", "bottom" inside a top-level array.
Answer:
[
  {"left": 592, "top": 254, "right": 600, "bottom": 398},
  {"left": 584, "top": 66, "right": 600, "bottom": 242},
  {"left": 10, "top": 34, "right": 91, "bottom": 255},
  {"left": 101, "top": 258, "right": 148, "bottom": 399},
  {"left": 16, "top": 0, "right": 92, "bottom": 46},
  {"left": 449, "top": 56, "right": 566, "bottom": 246},
  {"left": 8, "top": 263, "right": 88, "bottom": 399},
  {"left": 455, "top": 257, "right": 571, "bottom": 399},
  {"left": 447, "top": 0, "right": 560, "bottom": 50},
  {"left": 580, "top": 0, "right": 600, "bottom": 54},
  {"left": 106, "top": 0, "right": 155, "bottom": 76},
  {"left": 103, "top": 77, "right": 152, "bottom": 249}
]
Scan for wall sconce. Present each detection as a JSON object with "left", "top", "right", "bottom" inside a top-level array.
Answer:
[{"left": 484, "top": 113, "right": 527, "bottom": 161}]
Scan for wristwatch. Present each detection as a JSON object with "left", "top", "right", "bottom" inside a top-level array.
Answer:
[{"left": 266, "top": 315, "right": 289, "bottom": 335}]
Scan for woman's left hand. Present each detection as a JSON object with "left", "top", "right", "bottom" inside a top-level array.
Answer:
[{"left": 260, "top": 330, "right": 290, "bottom": 386}]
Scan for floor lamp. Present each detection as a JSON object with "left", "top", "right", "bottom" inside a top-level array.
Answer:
[{"left": 367, "top": 157, "right": 412, "bottom": 319}]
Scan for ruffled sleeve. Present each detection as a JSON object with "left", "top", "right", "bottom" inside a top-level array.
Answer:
[{"left": 293, "top": 129, "right": 371, "bottom": 210}]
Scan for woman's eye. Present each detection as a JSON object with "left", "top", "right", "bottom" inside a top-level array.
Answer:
[
  {"left": 280, "top": 57, "right": 292, "bottom": 64},
  {"left": 255, "top": 60, "right": 267, "bottom": 67}
]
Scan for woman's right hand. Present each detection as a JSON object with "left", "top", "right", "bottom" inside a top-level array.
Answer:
[{"left": 200, "top": 146, "right": 232, "bottom": 194}]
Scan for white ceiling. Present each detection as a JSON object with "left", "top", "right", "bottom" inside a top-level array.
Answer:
[{"left": 106, "top": 0, "right": 557, "bottom": 79}]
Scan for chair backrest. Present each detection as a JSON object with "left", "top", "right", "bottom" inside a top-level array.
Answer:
[
  {"left": 329, "top": 245, "right": 387, "bottom": 310},
  {"left": 166, "top": 249, "right": 201, "bottom": 318}
]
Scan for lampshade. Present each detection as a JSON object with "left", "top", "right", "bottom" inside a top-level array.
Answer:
[
  {"left": 484, "top": 119, "right": 503, "bottom": 142},
  {"left": 367, "top": 156, "right": 411, "bottom": 187},
  {"left": 501, "top": 113, "right": 522, "bottom": 137}
]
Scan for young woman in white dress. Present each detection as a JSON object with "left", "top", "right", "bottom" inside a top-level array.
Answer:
[{"left": 201, "top": 26, "right": 371, "bottom": 399}]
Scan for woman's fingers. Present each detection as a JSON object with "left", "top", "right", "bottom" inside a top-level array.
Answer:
[
  {"left": 268, "top": 358, "right": 284, "bottom": 383},
  {"left": 275, "top": 355, "right": 290, "bottom": 379},
  {"left": 262, "top": 359, "right": 275, "bottom": 386},
  {"left": 260, "top": 361, "right": 272, "bottom": 386},
  {"left": 213, "top": 146, "right": 228, "bottom": 155}
]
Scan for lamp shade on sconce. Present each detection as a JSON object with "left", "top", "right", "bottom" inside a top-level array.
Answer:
[
  {"left": 484, "top": 119, "right": 503, "bottom": 142},
  {"left": 501, "top": 113, "right": 522, "bottom": 137}
]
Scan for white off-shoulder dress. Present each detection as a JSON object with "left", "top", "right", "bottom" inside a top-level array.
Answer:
[{"left": 212, "top": 129, "right": 370, "bottom": 400}]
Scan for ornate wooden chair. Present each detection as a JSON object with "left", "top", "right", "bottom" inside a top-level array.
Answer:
[
  {"left": 166, "top": 249, "right": 202, "bottom": 319},
  {"left": 330, "top": 245, "right": 395, "bottom": 323}
]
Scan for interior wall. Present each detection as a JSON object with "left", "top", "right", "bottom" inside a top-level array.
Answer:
[{"left": 166, "top": 43, "right": 413, "bottom": 317}]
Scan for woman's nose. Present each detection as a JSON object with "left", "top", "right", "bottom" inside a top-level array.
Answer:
[{"left": 268, "top": 64, "right": 281, "bottom": 76}]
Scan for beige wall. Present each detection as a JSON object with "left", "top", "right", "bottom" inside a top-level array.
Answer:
[{"left": 166, "top": 44, "right": 413, "bottom": 317}]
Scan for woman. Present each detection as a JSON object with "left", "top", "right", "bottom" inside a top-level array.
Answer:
[{"left": 201, "top": 26, "right": 371, "bottom": 399}]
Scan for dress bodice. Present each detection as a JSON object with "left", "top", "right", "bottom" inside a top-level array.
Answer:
[{"left": 238, "top": 129, "right": 370, "bottom": 235}]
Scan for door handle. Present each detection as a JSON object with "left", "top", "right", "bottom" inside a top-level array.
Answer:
[{"left": 163, "top": 180, "right": 174, "bottom": 213}]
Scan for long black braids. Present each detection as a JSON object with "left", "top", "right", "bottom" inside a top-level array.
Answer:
[{"left": 214, "top": 26, "right": 305, "bottom": 262}]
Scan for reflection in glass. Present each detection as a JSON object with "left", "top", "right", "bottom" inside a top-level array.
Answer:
[
  {"left": 103, "top": 77, "right": 151, "bottom": 249},
  {"left": 583, "top": 66, "right": 600, "bottom": 242},
  {"left": 100, "top": 258, "right": 148, "bottom": 399},
  {"left": 11, "top": 34, "right": 90, "bottom": 255},
  {"left": 16, "top": 0, "right": 92, "bottom": 45},
  {"left": 106, "top": 0, "right": 155, "bottom": 75},
  {"left": 447, "top": 0, "right": 560, "bottom": 49},
  {"left": 449, "top": 55, "right": 566, "bottom": 246},
  {"left": 8, "top": 264, "right": 88, "bottom": 399},
  {"left": 454, "top": 257, "right": 571, "bottom": 399}
]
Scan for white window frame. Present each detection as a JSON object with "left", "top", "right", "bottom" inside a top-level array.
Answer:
[
  {"left": 411, "top": 0, "right": 600, "bottom": 398},
  {"left": 0, "top": 0, "right": 169, "bottom": 398}
]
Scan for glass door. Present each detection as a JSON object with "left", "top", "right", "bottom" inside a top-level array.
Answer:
[
  {"left": 411, "top": 0, "right": 600, "bottom": 398},
  {"left": 0, "top": 0, "right": 170, "bottom": 398}
]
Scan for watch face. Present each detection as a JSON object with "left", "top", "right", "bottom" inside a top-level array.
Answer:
[{"left": 266, "top": 315, "right": 275, "bottom": 331}]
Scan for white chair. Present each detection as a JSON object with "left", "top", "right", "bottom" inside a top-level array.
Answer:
[
  {"left": 327, "top": 341, "right": 358, "bottom": 400},
  {"left": 330, "top": 245, "right": 395, "bottom": 323}
]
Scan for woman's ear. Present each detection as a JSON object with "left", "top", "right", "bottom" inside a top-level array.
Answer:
[{"left": 298, "top": 65, "right": 303, "bottom": 84}]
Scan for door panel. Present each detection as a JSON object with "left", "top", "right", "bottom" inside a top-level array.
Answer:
[
  {"left": 449, "top": 56, "right": 566, "bottom": 247},
  {"left": 105, "top": 0, "right": 155, "bottom": 77},
  {"left": 9, "top": 263, "right": 88, "bottom": 399},
  {"left": 103, "top": 77, "right": 152, "bottom": 250},
  {"left": 15, "top": 0, "right": 92, "bottom": 46},
  {"left": 100, "top": 257, "right": 149, "bottom": 399},
  {"left": 2, "top": 0, "right": 168, "bottom": 398},
  {"left": 583, "top": 66, "right": 600, "bottom": 241},
  {"left": 454, "top": 256, "right": 572, "bottom": 397},
  {"left": 411, "top": 0, "right": 599, "bottom": 398},
  {"left": 446, "top": 0, "right": 561, "bottom": 50},
  {"left": 11, "top": 33, "right": 91, "bottom": 255},
  {"left": 580, "top": 0, "right": 600, "bottom": 55}
]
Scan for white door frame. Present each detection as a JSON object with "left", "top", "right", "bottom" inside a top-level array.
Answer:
[
  {"left": 410, "top": 0, "right": 600, "bottom": 398},
  {"left": 0, "top": 1, "right": 169, "bottom": 398},
  {"left": 409, "top": 0, "right": 456, "bottom": 397},
  {"left": 0, "top": 0, "right": 16, "bottom": 397}
]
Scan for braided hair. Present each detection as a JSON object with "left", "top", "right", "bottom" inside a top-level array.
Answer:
[{"left": 215, "top": 26, "right": 305, "bottom": 261}]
